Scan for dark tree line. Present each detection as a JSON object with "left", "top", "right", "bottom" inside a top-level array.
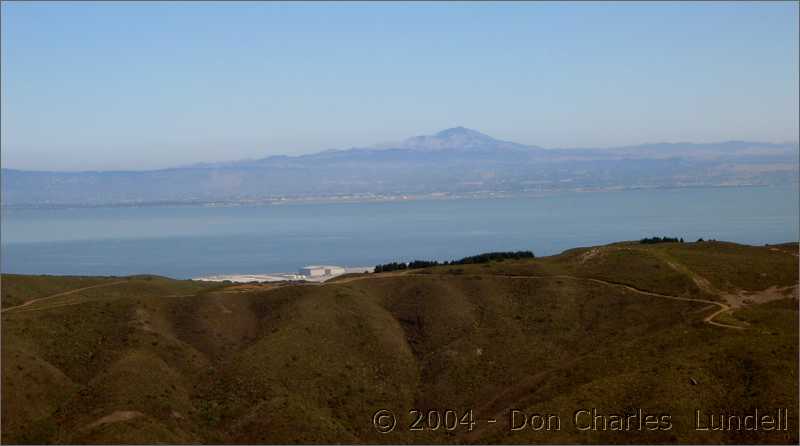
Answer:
[
  {"left": 639, "top": 236, "right": 684, "bottom": 244},
  {"left": 455, "top": 251, "right": 535, "bottom": 264},
  {"left": 374, "top": 251, "right": 535, "bottom": 273}
]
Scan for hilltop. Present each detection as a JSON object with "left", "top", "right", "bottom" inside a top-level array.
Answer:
[
  {"left": 2, "top": 128, "right": 797, "bottom": 207},
  {"left": 369, "top": 127, "right": 541, "bottom": 152},
  {"left": 1, "top": 240, "right": 798, "bottom": 444}
]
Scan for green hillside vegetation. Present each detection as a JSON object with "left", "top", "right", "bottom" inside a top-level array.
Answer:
[
  {"left": 374, "top": 251, "right": 534, "bottom": 273},
  {"left": 639, "top": 236, "right": 683, "bottom": 244},
  {"left": 2, "top": 241, "right": 797, "bottom": 444},
  {"left": 1, "top": 275, "right": 122, "bottom": 309}
]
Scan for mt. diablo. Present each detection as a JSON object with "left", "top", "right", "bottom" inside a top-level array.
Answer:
[
  {"left": 371, "top": 127, "right": 539, "bottom": 152},
  {"left": 2, "top": 128, "right": 798, "bottom": 207}
]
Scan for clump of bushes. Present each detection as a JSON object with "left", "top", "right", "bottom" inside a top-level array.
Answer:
[
  {"left": 374, "top": 250, "right": 535, "bottom": 273},
  {"left": 640, "top": 236, "right": 684, "bottom": 244},
  {"left": 456, "top": 251, "right": 534, "bottom": 264},
  {"left": 374, "top": 262, "right": 409, "bottom": 273}
]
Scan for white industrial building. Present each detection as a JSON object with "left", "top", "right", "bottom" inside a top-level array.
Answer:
[{"left": 299, "top": 265, "right": 346, "bottom": 277}]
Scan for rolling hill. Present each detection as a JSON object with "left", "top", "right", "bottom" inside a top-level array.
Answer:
[{"left": 1, "top": 240, "right": 798, "bottom": 444}]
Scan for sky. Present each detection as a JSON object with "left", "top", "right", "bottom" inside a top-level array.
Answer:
[{"left": 1, "top": 1, "right": 798, "bottom": 171}]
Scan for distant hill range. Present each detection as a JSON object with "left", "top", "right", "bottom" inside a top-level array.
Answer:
[{"left": 2, "top": 127, "right": 798, "bottom": 206}]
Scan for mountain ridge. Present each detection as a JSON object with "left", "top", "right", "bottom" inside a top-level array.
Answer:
[
  {"left": 366, "top": 126, "right": 542, "bottom": 153},
  {"left": 1, "top": 128, "right": 797, "bottom": 206},
  {"left": 2, "top": 127, "right": 797, "bottom": 173}
]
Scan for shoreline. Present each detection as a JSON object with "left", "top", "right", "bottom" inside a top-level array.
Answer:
[
  {"left": 194, "top": 266, "right": 374, "bottom": 283},
  {"left": 2, "top": 183, "right": 794, "bottom": 212}
]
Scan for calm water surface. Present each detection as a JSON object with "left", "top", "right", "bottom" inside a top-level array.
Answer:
[{"left": 2, "top": 186, "right": 797, "bottom": 278}]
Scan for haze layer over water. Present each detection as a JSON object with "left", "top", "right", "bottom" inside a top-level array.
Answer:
[{"left": 2, "top": 186, "right": 797, "bottom": 278}]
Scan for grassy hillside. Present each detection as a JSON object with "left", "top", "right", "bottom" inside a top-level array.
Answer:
[
  {"left": 1, "top": 275, "right": 122, "bottom": 309},
  {"left": 2, "top": 241, "right": 797, "bottom": 444}
]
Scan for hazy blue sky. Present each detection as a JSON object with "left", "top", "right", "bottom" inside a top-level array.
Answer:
[{"left": 2, "top": 1, "right": 798, "bottom": 171}]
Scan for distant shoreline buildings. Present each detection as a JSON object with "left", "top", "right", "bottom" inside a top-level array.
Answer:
[
  {"left": 194, "top": 265, "right": 372, "bottom": 283},
  {"left": 299, "top": 265, "right": 346, "bottom": 277}
]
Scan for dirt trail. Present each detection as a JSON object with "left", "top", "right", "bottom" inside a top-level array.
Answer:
[
  {"left": 6, "top": 292, "right": 199, "bottom": 315},
  {"left": 452, "top": 272, "right": 751, "bottom": 442},
  {"left": 769, "top": 246, "right": 800, "bottom": 257},
  {"left": 578, "top": 248, "right": 602, "bottom": 264},
  {"left": 1, "top": 280, "right": 127, "bottom": 314},
  {"left": 389, "top": 272, "right": 746, "bottom": 330},
  {"left": 332, "top": 265, "right": 749, "bottom": 438},
  {"left": 82, "top": 410, "right": 143, "bottom": 431},
  {"left": 458, "top": 269, "right": 800, "bottom": 442},
  {"left": 555, "top": 275, "right": 744, "bottom": 330}
]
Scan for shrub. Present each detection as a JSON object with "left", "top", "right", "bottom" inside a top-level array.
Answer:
[
  {"left": 374, "top": 250, "right": 535, "bottom": 272},
  {"left": 640, "top": 236, "right": 682, "bottom": 244}
]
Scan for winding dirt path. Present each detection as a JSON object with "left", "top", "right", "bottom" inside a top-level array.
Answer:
[
  {"left": 82, "top": 410, "right": 144, "bottom": 431},
  {"left": 1, "top": 265, "right": 773, "bottom": 443},
  {"left": 342, "top": 271, "right": 746, "bottom": 329},
  {"left": 537, "top": 274, "right": 744, "bottom": 330},
  {"left": 769, "top": 246, "right": 799, "bottom": 257},
  {"left": 1, "top": 280, "right": 127, "bottom": 314},
  {"left": 331, "top": 266, "right": 750, "bottom": 443},
  {"left": 451, "top": 273, "right": 747, "bottom": 442}
]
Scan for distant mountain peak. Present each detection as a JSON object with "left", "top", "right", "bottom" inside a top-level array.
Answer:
[
  {"left": 376, "top": 127, "right": 533, "bottom": 152},
  {"left": 433, "top": 126, "right": 489, "bottom": 138}
]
